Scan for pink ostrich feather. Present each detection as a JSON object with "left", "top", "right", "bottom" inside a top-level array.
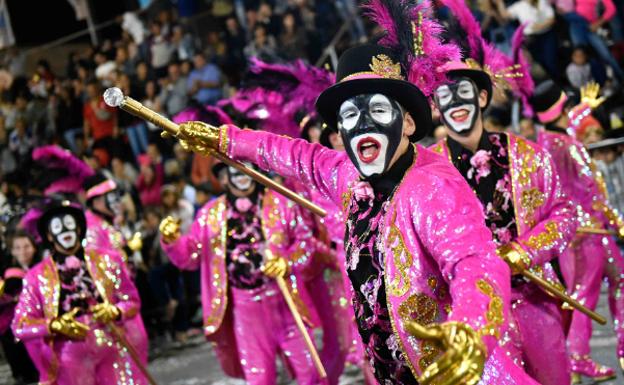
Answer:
[
  {"left": 32, "top": 145, "right": 95, "bottom": 195},
  {"left": 172, "top": 105, "right": 233, "bottom": 126},
  {"left": 19, "top": 207, "right": 44, "bottom": 242},
  {"left": 511, "top": 24, "right": 535, "bottom": 116},
  {"left": 363, "top": 0, "right": 462, "bottom": 97}
]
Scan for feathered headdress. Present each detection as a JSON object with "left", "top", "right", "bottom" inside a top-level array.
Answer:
[
  {"left": 362, "top": 0, "right": 462, "bottom": 97},
  {"left": 172, "top": 102, "right": 233, "bottom": 127},
  {"left": 440, "top": 0, "right": 533, "bottom": 112},
  {"left": 32, "top": 145, "right": 95, "bottom": 195},
  {"left": 220, "top": 58, "right": 335, "bottom": 137}
]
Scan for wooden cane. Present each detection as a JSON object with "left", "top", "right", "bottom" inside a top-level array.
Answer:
[
  {"left": 520, "top": 269, "right": 607, "bottom": 325},
  {"left": 103, "top": 87, "right": 326, "bottom": 218},
  {"left": 577, "top": 227, "right": 617, "bottom": 236},
  {"left": 275, "top": 275, "right": 328, "bottom": 379}
]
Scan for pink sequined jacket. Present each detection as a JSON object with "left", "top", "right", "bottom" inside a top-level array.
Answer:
[
  {"left": 11, "top": 247, "right": 146, "bottom": 384},
  {"left": 161, "top": 189, "right": 321, "bottom": 379},
  {"left": 537, "top": 130, "right": 623, "bottom": 231},
  {"left": 86, "top": 210, "right": 127, "bottom": 259},
  {"left": 220, "top": 125, "right": 536, "bottom": 384},
  {"left": 431, "top": 134, "right": 576, "bottom": 280}
]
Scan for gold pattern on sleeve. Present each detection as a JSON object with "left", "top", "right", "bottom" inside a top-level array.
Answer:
[
  {"left": 520, "top": 188, "right": 545, "bottom": 228},
  {"left": 524, "top": 221, "right": 561, "bottom": 250},
  {"left": 387, "top": 225, "right": 413, "bottom": 297},
  {"left": 476, "top": 279, "right": 503, "bottom": 339}
]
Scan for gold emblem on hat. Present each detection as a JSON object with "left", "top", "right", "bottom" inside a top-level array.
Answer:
[{"left": 370, "top": 54, "right": 403, "bottom": 80}]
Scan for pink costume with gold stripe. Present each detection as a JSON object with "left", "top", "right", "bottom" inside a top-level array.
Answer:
[
  {"left": 219, "top": 124, "right": 540, "bottom": 384},
  {"left": 162, "top": 189, "right": 327, "bottom": 385},
  {"left": 431, "top": 134, "right": 576, "bottom": 385},
  {"left": 11, "top": 247, "right": 148, "bottom": 385}
]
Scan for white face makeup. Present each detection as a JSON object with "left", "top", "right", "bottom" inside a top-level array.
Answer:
[
  {"left": 49, "top": 214, "right": 79, "bottom": 251},
  {"left": 227, "top": 166, "right": 254, "bottom": 191},
  {"left": 337, "top": 94, "right": 403, "bottom": 178},
  {"left": 434, "top": 79, "right": 480, "bottom": 135}
]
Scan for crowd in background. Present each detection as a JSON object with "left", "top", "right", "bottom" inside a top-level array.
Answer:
[{"left": 0, "top": 0, "right": 624, "bottom": 381}]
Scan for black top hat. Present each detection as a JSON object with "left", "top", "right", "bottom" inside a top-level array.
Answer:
[
  {"left": 530, "top": 80, "right": 565, "bottom": 114},
  {"left": 446, "top": 66, "right": 493, "bottom": 108},
  {"left": 83, "top": 173, "right": 117, "bottom": 200},
  {"left": 37, "top": 198, "right": 86, "bottom": 244},
  {"left": 315, "top": 43, "right": 432, "bottom": 142},
  {"left": 211, "top": 161, "right": 227, "bottom": 178}
]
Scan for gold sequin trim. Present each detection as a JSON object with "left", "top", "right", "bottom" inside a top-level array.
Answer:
[
  {"left": 476, "top": 279, "right": 503, "bottom": 339},
  {"left": 369, "top": 54, "right": 403, "bottom": 80},
  {"left": 520, "top": 188, "right": 545, "bottom": 228},
  {"left": 524, "top": 221, "right": 561, "bottom": 250},
  {"left": 398, "top": 293, "right": 439, "bottom": 326},
  {"left": 387, "top": 224, "right": 413, "bottom": 297},
  {"left": 219, "top": 124, "right": 229, "bottom": 154}
]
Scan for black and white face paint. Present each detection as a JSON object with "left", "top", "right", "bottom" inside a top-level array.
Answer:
[
  {"left": 227, "top": 165, "right": 254, "bottom": 192},
  {"left": 434, "top": 77, "right": 480, "bottom": 135},
  {"left": 337, "top": 94, "right": 403, "bottom": 178},
  {"left": 49, "top": 214, "right": 78, "bottom": 251},
  {"left": 105, "top": 190, "right": 122, "bottom": 217}
]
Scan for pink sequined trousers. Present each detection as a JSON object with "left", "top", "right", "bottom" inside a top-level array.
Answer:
[
  {"left": 561, "top": 234, "right": 624, "bottom": 357},
  {"left": 511, "top": 283, "right": 571, "bottom": 385},
  {"left": 231, "top": 282, "right": 319, "bottom": 385}
]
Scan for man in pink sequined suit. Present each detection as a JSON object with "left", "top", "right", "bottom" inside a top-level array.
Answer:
[
  {"left": 531, "top": 80, "right": 624, "bottom": 383},
  {"left": 12, "top": 199, "right": 149, "bottom": 385},
  {"left": 430, "top": 62, "right": 575, "bottom": 385},
  {"left": 159, "top": 161, "right": 325, "bottom": 385},
  {"left": 174, "top": 44, "right": 538, "bottom": 385}
]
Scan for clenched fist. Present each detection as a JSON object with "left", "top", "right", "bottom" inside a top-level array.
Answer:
[
  {"left": 166, "top": 121, "right": 224, "bottom": 156},
  {"left": 92, "top": 302, "right": 121, "bottom": 324},
  {"left": 159, "top": 216, "right": 182, "bottom": 244},
  {"left": 49, "top": 308, "right": 90, "bottom": 340}
]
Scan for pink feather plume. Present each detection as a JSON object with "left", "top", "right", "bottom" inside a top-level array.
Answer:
[
  {"left": 32, "top": 145, "right": 95, "bottom": 195},
  {"left": 511, "top": 24, "right": 535, "bottom": 116}
]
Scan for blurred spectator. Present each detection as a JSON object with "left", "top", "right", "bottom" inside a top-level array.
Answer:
[
  {"left": 148, "top": 21, "right": 175, "bottom": 79},
  {"left": 8, "top": 118, "right": 33, "bottom": 165},
  {"left": 161, "top": 184, "right": 194, "bottom": 232},
  {"left": 94, "top": 51, "right": 117, "bottom": 85},
  {"left": 186, "top": 53, "right": 223, "bottom": 105},
  {"left": 194, "top": 183, "right": 213, "bottom": 212},
  {"left": 55, "top": 83, "right": 84, "bottom": 153},
  {"left": 0, "top": 231, "right": 39, "bottom": 384},
  {"left": 137, "top": 154, "right": 164, "bottom": 208},
  {"left": 279, "top": 11, "right": 308, "bottom": 60},
  {"left": 496, "top": 0, "right": 559, "bottom": 78},
  {"left": 257, "top": 2, "right": 281, "bottom": 37},
  {"left": 122, "top": 12, "right": 147, "bottom": 45},
  {"left": 83, "top": 81, "right": 118, "bottom": 147},
  {"left": 567, "top": 47, "right": 594, "bottom": 88},
  {"left": 159, "top": 62, "right": 189, "bottom": 117},
  {"left": 244, "top": 24, "right": 279, "bottom": 61},
  {"left": 116, "top": 46, "right": 136, "bottom": 76},
  {"left": 132, "top": 61, "right": 152, "bottom": 100},
  {"left": 171, "top": 25, "right": 196, "bottom": 61}
]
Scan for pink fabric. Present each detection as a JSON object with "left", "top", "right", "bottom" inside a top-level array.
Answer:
[
  {"left": 4, "top": 267, "right": 25, "bottom": 279},
  {"left": 162, "top": 190, "right": 329, "bottom": 381},
  {"left": 431, "top": 134, "right": 576, "bottom": 384},
  {"left": 538, "top": 130, "right": 624, "bottom": 358},
  {"left": 537, "top": 93, "right": 568, "bottom": 124},
  {"left": 225, "top": 125, "right": 538, "bottom": 384},
  {"left": 86, "top": 179, "right": 117, "bottom": 199},
  {"left": 576, "top": 0, "right": 616, "bottom": 23},
  {"left": 11, "top": 248, "right": 148, "bottom": 384},
  {"left": 136, "top": 163, "right": 164, "bottom": 207},
  {"left": 85, "top": 210, "right": 126, "bottom": 259}
]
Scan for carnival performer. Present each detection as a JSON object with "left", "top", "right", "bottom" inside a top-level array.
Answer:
[
  {"left": 415, "top": 0, "right": 577, "bottom": 383},
  {"left": 83, "top": 172, "right": 143, "bottom": 265},
  {"left": 12, "top": 198, "right": 149, "bottom": 385},
  {"left": 159, "top": 160, "right": 326, "bottom": 385},
  {"left": 531, "top": 79, "right": 624, "bottom": 383},
  {"left": 171, "top": 42, "right": 539, "bottom": 385}
]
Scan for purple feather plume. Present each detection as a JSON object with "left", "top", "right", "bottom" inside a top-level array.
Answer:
[{"left": 19, "top": 207, "right": 44, "bottom": 242}]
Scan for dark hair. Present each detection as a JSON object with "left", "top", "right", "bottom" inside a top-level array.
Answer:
[{"left": 8, "top": 229, "right": 36, "bottom": 251}]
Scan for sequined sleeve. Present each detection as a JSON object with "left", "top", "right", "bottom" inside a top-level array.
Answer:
[
  {"left": 108, "top": 250, "right": 142, "bottom": 321},
  {"left": 226, "top": 125, "right": 356, "bottom": 207},
  {"left": 12, "top": 276, "right": 50, "bottom": 340},
  {"left": 162, "top": 203, "right": 213, "bottom": 271},
  {"left": 416, "top": 169, "right": 511, "bottom": 354},
  {"left": 517, "top": 150, "right": 576, "bottom": 267}
]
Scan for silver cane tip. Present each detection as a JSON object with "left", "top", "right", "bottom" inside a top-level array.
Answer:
[{"left": 103, "top": 87, "right": 125, "bottom": 107}]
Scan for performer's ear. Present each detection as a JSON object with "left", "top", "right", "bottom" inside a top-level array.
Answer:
[
  {"left": 403, "top": 112, "right": 416, "bottom": 137},
  {"left": 478, "top": 89, "right": 488, "bottom": 109}
]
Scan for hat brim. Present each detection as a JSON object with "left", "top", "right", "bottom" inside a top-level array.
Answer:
[
  {"left": 447, "top": 69, "right": 493, "bottom": 107},
  {"left": 315, "top": 78, "right": 432, "bottom": 142},
  {"left": 37, "top": 205, "right": 86, "bottom": 244},
  {"left": 211, "top": 162, "right": 227, "bottom": 178}
]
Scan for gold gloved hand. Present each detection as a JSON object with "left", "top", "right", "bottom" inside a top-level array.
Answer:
[
  {"left": 49, "top": 308, "right": 90, "bottom": 340},
  {"left": 496, "top": 243, "right": 531, "bottom": 275},
  {"left": 580, "top": 81, "right": 606, "bottom": 109},
  {"left": 166, "top": 121, "right": 223, "bottom": 156},
  {"left": 618, "top": 226, "right": 624, "bottom": 240},
  {"left": 159, "top": 216, "right": 182, "bottom": 244},
  {"left": 92, "top": 302, "right": 121, "bottom": 324},
  {"left": 404, "top": 321, "right": 486, "bottom": 385},
  {"left": 262, "top": 255, "right": 290, "bottom": 279},
  {"left": 127, "top": 232, "right": 143, "bottom": 252}
]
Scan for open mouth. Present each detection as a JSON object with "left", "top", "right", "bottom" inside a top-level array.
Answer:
[
  {"left": 449, "top": 108, "right": 470, "bottom": 123},
  {"left": 357, "top": 137, "right": 381, "bottom": 163}
]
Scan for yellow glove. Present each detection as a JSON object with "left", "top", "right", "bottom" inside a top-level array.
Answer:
[
  {"left": 262, "top": 254, "right": 290, "bottom": 279},
  {"left": 92, "top": 302, "right": 121, "bottom": 324},
  {"left": 49, "top": 308, "right": 90, "bottom": 340},
  {"left": 127, "top": 232, "right": 143, "bottom": 252},
  {"left": 0, "top": 279, "right": 4, "bottom": 297},
  {"left": 404, "top": 321, "right": 486, "bottom": 385},
  {"left": 165, "top": 121, "right": 223, "bottom": 156},
  {"left": 580, "top": 81, "right": 606, "bottom": 109},
  {"left": 159, "top": 216, "right": 182, "bottom": 244},
  {"left": 618, "top": 226, "right": 624, "bottom": 240},
  {"left": 496, "top": 243, "right": 531, "bottom": 275}
]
